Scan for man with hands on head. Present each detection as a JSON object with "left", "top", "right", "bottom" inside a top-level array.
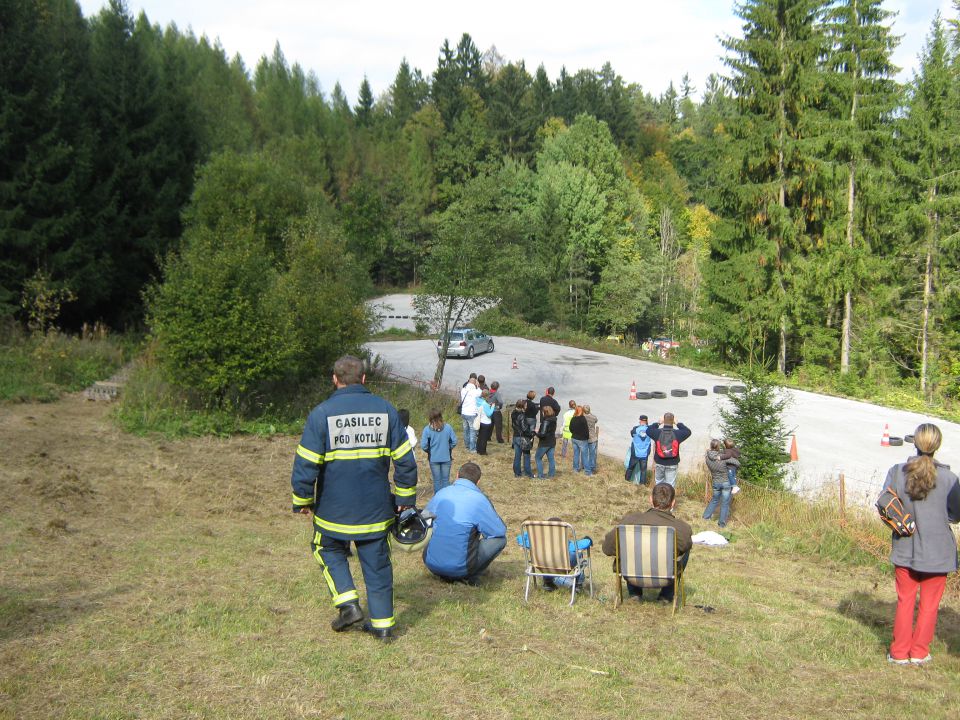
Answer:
[{"left": 646, "top": 412, "right": 691, "bottom": 487}]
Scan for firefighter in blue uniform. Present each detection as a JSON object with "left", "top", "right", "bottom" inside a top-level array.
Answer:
[{"left": 291, "top": 355, "right": 417, "bottom": 641}]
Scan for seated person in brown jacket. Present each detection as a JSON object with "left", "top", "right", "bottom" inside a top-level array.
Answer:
[{"left": 601, "top": 483, "right": 692, "bottom": 602}]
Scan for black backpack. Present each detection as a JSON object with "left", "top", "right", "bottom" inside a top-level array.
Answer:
[{"left": 655, "top": 426, "right": 679, "bottom": 459}]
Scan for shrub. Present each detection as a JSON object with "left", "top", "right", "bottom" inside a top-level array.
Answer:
[
  {"left": 0, "top": 326, "right": 127, "bottom": 402},
  {"left": 146, "top": 224, "right": 295, "bottom": 406},
  {"left": 719, "top": 371, "right": 791, "bottom": 490},
  {"left": 274, "top": 219, "right": 371, "bottom": 380}
]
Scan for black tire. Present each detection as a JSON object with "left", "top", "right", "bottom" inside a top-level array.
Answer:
[
  {"left": 730, "top": 385, "right": 747, "bottom": 394},
  {"left": 651, "top": 391, "right": 667, "bottom": 399},
  {"left": 636, "top": 392, "right": 652, "bottom": 400},
  {"left": 488, "top": 341, "right": 494, "bottom": 353},
  {"left": 904, "top": 434, "right": 914, "bottom": 444},
  {"left": 888, "top": 436, "right": 903, "bottom": 446},
  {"left": 670, "top": 389, "right": 688, "bottom": 397},
  {"left": 713, "top": 385, "right": 729, "bottom": 394},
  {"left": 692, "top": 388, "right": 708, "bottom": 396},
  {"left": 467, "top": 346, "right": 475, "bottom": 359}
]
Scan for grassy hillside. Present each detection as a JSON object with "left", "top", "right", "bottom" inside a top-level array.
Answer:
[{"left": 0, "top": 395, "right": 958, "bottom": 720}]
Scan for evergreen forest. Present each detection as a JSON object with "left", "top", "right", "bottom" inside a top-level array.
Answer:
[{"left": 4, "top": 0, "right": 960, "bottom": 410}]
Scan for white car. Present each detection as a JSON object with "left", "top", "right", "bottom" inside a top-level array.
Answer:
[{"left": 437, "top": 329, "right": 495, "bottom": 359}]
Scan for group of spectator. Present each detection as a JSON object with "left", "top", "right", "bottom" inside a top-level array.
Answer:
[
  {"left": 420, "top": 457, "right": 692, "bottom": 607},
  {"left": 413, "top": 410, "right": 960, "bottom": 666},
  {"left": 293, "top": 355, "right": 959, "bottom": 662}
]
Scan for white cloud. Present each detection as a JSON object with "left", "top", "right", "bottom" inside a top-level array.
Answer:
[{"left": 76, "top": 0, "right": 952, "bottom": 103}]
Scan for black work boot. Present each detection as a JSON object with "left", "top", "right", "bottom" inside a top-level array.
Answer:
[
  {"left": 361, "top": 620, "right": 394, "bottom": 642},
  {"left": 331, "top": 602, "right": 363, "bottom": 632}
]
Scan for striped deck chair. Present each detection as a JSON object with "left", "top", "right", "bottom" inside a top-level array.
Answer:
[
  {"left": 614, "top": 524, "right": 685, "bottom": 613},
  {"left": 520, "top": 520, "right": 594, "bottom": 606}
]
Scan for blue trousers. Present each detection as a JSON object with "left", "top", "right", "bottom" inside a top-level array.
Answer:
[
  {"left": 461, "top": 415, "right": 477, "bottom": 451},
  {"left": 312, "top": 527, "right": 395, "bottom": 628},
  {"left": 430, "top": 462, "right": 451, "bottom": 494},
  {"left": 586, "top": 441, "right": 598, "bottom": 475},
  {"left": 703, "top": 479, "right": 732, "bottom": 526},
  {"left": 513, "top": 439, "right": 533, "bottom": 477},
  {"left": 572, "top": 439, "right": 589, "bottom": 472},
  {"left": 536, "top": 445, "right": 556, "bottom": 477}
]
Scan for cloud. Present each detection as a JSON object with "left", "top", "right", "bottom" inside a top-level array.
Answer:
[{"left": 77, "top": 0, "right": 951, "bottom": 103}]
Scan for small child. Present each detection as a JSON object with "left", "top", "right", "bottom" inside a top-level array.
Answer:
[
  {"left": 720, "top": 438, "right": 741, "bottom": 495},
  {"left": 399, "top": 409, "right": 417, "bottom": 460}
]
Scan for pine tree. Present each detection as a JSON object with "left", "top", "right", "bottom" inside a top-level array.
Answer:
[
  {"left": 893, "top": 16, "right": 960, "bottom": 398},
  {"left": 487, "top": 61, "right": 535, "bottom": 160},
  {"left": 820, "top": 0, "right": 900, "bottom": 374},
  {"left": 710, "top": 0, "right": 828, "bottom": 372},
  {"left": 78, "top": 0, "right": 196, "bottom": 326},
  {"left": 388, "top": 58, "right": 428, "bottom": 128},
  {"left": 354, "top": 76, "right": 374, "bottom": 127},
  {"left": 530, "top": 64, "right": 553, "bottom": 129},
  {"left": 0, "top": 0, "right": 91, "bottom": 320}
]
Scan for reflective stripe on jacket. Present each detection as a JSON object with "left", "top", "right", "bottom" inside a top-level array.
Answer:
[{"left": 291, "top": 384, "right": 417, "bottom": 540}]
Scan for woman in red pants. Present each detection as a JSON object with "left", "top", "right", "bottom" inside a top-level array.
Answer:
[{"left": 879, "top": 423, "right": 960, "bottom": 665}]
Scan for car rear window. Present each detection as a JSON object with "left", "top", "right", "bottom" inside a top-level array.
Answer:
[{"left": 448, "top": 332, "right": 464, "bottom": 341}]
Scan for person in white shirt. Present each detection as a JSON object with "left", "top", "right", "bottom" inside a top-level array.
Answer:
[{"left": 459, "top": 377, "right": 482, "bottom": 452}]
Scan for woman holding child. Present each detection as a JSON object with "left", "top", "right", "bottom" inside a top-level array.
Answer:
[{"left": 702, "top": 439, "right": 738, "bottom": 528}]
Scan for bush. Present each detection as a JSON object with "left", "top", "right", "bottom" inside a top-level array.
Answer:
[
  {"left": 0, "top": 326, "right": 127, "bottom": 402},
  {"left": 274, "top": 219, "right": 371, "bottom": 380},
  {"left": 719, "top": 371, "right": 791, "bottom": 490},
  {"left": 146, "top": 224, "right": 295, "bottom": 406}
]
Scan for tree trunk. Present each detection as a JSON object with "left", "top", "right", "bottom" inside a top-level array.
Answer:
[
  {"left": 840, "top": 161, "right": 855, "bottom": 374},
  {"left": 776, "top": 26, "right": 787, "bottom": 376},
  {"left": 432, "top": 295, "right": 458, "bottom": 388},
  {"left": 841, "top": 32, "right": 860, "bottom": 375},
  {"left": 921, "top": 247, "right": 932, "bottom": 395}
]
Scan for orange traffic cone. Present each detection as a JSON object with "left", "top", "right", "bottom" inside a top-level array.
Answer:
[
  {"left": 511, "top": 357, "right": 518, "bottom": 370},
  {"left": 881, "top": 423, "right": 890, "bottom": 447},
  {"left": 629, "top": 381, "right": 637, "bottom": 400},
  {"left": 789, "top": 435, "right": 798, "bottom": 462}
]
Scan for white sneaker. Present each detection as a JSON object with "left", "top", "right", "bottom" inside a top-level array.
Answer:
[
  {"left": 730, "top": 485, "right": 741, "bottom": 495},
  {"left": 910, "top": 654, "right": 932, "bottom": 665},
  {"left": 887, "top": 654, "right": 910, "bottom": 665}
]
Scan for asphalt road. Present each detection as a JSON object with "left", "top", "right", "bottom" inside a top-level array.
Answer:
[{"left": 366, "top": 297, "right": 960, "bottom": 505}]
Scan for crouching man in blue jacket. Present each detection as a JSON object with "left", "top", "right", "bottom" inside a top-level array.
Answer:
[{"left": 423, "top": 462, "right": 506, "bottom": 585}]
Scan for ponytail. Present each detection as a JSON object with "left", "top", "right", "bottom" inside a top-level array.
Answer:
[{"left": 905, "top": 423, "right": 942, "bottom": 501}]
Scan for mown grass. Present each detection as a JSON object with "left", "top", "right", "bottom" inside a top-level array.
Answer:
[
  {"left": 1, "top": 392, "right": 957, "bottom": 719},
  {"left": 0, "top": 325, "right": 128, "bottom": 402}
]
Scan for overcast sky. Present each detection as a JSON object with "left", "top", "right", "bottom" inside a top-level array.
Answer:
[{"left": 77, "top": 0, "right": 954, "bottom": 104}]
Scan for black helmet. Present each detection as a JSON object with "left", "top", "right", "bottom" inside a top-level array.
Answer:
[{"left": 390, "top": 507, "right": 433, "bottom": 552}]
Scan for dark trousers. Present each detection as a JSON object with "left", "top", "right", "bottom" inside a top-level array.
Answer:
[
  {"left": 312, "top": 527, "right": 395, "bottom": 627},
  {"left": 626, "top": 550, "right": 689, "bottom": 602},
  {"left": 477, "top": 422, "right": 493, "bottom": 455},
  {"left": 491, "top": 409, "right": 504, "bottom": 442}
]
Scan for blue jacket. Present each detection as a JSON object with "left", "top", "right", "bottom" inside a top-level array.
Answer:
[
  {"left": 631, "top": 424, "right": 652, "bottom": 458},
  {"left": 516, "top": 532, "right": 592, "bottom": 563},
  {"left": 420, "top": 423, "right": 458, "bottom": 463},
  {"left": 291, "top": 384, "right": 417, "bottom": 540},
  {"left": 424, "top": 479, "right": 506, "bottom": 578}
]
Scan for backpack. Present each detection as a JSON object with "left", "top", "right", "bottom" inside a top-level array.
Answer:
[
  {"left": 876, "top": 486, "right": 916, "bottom": 537},
  {"left": 655, "top": 426, "right": 679, "bottom": 459}
]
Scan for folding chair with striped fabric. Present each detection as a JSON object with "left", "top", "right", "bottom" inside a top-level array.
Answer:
[
  {"left": 614, "top": 524, "right": 684, "bottom": 613},
  {"left": 520, "top": 520, "right": 594, "bottom": 606}
]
